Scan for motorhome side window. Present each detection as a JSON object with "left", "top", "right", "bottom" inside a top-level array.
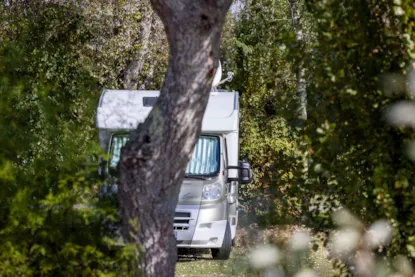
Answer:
[
  {"left": 109, "top": 134, "right": 220, "bottom": 176},
  {"left": 109, "top": 134, "right": 129, "bottom": 170}
]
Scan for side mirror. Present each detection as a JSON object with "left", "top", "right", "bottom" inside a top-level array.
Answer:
[
  {"left": 227, "top": 161, "right": 253, "bottom": 184},
  {"left": 98, "top": 157, "right": 109, "bottom": 180},
  {"left": 238, "top": 161, "right": 252, "bottom": 184}
]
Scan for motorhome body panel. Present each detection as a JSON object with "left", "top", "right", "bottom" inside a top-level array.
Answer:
[
  {"left": 175, "top": 202, "right": 228, "bottom": 248},
  {"left": 97, "top": 90, "right": 239, "bottom": 133}
]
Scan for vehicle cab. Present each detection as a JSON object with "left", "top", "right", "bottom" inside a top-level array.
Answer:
[{"left": 96, "top": 69, "right": 252, "bottom": 260}]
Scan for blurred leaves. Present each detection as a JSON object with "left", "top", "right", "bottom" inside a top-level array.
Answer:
[
  {"left": 223, "top": 0, "right": 309, "bottom": 225},
  {"left": 225, "top": 0, "right": 415, "bottom": 273},
  {"left": 299, "top": 0, "right": 415, "bottom": 264},
  {"left": 0, "top": 1, "right": 132, "bottom": 276}
]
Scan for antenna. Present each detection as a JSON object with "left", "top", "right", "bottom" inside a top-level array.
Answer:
[
  {"left": 217, "top": 71, "right": 234, "bottom": 86},
  {"left": 212, "top": 60, "right": 234, "bottom": 91}
]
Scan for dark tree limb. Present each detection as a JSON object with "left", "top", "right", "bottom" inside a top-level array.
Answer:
[{"left": 118, "top": 1, "right": 232, "bottom": 276}]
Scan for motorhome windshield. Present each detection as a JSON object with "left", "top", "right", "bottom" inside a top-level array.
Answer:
[{"left": 110, "top": 135, "right": 220, "bottom": 176}]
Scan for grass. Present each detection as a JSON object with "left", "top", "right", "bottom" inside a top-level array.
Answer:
[
  {"left": 176, "top": 252, "right": 249, "bottom": 277},
  {"left": 175, "top": 224, "right": 338, "bottom": 277}
]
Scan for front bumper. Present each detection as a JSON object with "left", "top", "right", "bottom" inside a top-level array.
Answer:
[{"left": 176, "top": 219, "right": 227, "bottom": 248}]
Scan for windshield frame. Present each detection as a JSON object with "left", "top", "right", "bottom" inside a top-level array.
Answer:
[{"left": 184, "top": 134, "right": 221, "bottom": 179}]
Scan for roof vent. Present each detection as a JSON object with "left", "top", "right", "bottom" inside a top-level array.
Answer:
[{"left": 143, "top": 96, "right": 158, "bottom": 107}]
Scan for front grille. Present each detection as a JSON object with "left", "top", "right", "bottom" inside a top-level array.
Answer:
[
  {"left": 174, "top": 212, "right": 191, "bottom": 231},
  {"left": 175, "top": 212, "right": 191, "bottom": 218}
]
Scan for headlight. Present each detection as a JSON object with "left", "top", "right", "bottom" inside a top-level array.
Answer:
[{"left": 202, "top": 183, "right": 222, "bottom": 201}]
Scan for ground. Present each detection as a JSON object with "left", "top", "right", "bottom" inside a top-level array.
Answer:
[{"left": 175, "top": 224, "right": 338, "bottom": 277}]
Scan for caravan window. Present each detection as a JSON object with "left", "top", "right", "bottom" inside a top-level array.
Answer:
[
  {"left": 109, "top": 134, "right": 220, "bottom": 176},
  {"left": 109, "top": 134, "right": 129, "bottom": 170}
]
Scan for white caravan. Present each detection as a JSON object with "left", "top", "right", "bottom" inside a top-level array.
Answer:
[{"left": 96, "top": 69, "right": 252, "bottom": 260}]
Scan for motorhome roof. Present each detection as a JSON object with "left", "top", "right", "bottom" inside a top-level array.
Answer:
[{"left": 96, "top": 89, "right": 239, "bottom": 133}]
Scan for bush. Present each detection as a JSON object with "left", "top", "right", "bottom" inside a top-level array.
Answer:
[{"left": 0, "top": 2, "right": 132, "bottom": 276}]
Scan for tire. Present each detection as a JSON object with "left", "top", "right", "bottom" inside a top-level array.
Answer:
[{"left": 211, "top": 222, "right": 232, "bottom": 260}]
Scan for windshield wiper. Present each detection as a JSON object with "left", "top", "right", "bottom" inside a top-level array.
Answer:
[{"left": 184, "top": 174, "right": 209, "bottom": 180}]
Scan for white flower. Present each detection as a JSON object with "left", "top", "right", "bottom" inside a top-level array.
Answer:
[
  {"left": 386, "top": 101, "right": 415, "bottom": 129},
  {"left": 290, "top": 231, "right": 310, "bottom": 251},
  {"left": 294, "top": 269, "right": 319, "bottom": 277},
  {"left": 332, "top": 208, "right": 363, "bottom": 230},
  {"left": 330, "top": 228, "right": 361, "bottom": 258},
  {"left": 314, "top": 164, "right": 323, "bottom": 173},
  {"left": 394, "top": 6, "right": 405, "bottom": 16},
  {"left": 249, "top": 244, "right": 280, "bottom": 269},
  {"left": 364, "top": 220, "right": 393, "bottom": 248},
  {"left": 355, "top": 250, "right": 374, "bottom": 276}
]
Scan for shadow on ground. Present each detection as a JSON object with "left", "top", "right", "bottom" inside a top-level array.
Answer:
[{"left": 178, "top": 248, "right": 213, "bottom": 262}]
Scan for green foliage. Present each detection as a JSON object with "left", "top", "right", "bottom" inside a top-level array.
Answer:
[
  {"left": 300, "top": 0, "right": 415, "bottom": 260},
  {"left": 77, "top": 0, "right": 168, "bottom": 89},
  {"left": 228, "top": 0, "right": 415, "bottom": 267},
  {"left": 223, "top": 0, "right": 305, "bottom": 224},
  {"left": 2, "top": 0, "right": 414, "bottom": 274},
  {"left": 0, "top": 2, "right": 132, "bottom": 275}
]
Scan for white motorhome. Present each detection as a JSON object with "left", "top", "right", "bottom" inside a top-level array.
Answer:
[{"left": 96, "top": 68, "right": 252, "bottom": 260}]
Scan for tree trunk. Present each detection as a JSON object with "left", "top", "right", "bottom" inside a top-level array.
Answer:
[
  {"left": 139, "top": 56, "right": 155, "bottom": 90},
  {"left": 118, "top": 1, "right": 232, "bottom": 276},
  {"left": 296, "top": 64, "right": 307, "bottom": 122},
  {"left": 120, "top": 4, "right": 154, "bottom": 90},
  {"left": 288, "top": 0, "right": 307, "bottom": 124},
  {"left": 138, "top": 16, "right": 164, "bottom": 90}
]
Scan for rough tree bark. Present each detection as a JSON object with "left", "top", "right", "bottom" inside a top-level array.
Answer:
[
  {"left": 121, "top": 3, "right": 154, "bottom": 90},
  {"left": 138, "top": 16, "right": 165, "bottom": 90},
  {"left": 118, "top": 1, "right": 232, "bottom": 276},
  {"left": 138, "top": 57, "right": 155, "bottom": 90},
  {"left": 287, "top": 0, "right": 307, "bottom": 124}
]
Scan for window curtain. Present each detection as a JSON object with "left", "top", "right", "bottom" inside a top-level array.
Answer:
[
  {"left": 109, "top": 135, "right": 219, "bottom": 175},
  {"left": 186, "top": 136, "right": 219, "bottom": 175},
  {"left": 109, "top": 135, "right": 129, "bottom": 169}
]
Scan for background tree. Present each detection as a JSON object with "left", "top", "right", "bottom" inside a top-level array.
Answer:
[
  {"left": 221, "top": 0, "right": 314, "bottom": 224},
  {"left": 225, "top": 0, "right": 415, "bottom": 271},
  {"left": 68, "top": 0, "right": 168, "bottom": 90}
]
